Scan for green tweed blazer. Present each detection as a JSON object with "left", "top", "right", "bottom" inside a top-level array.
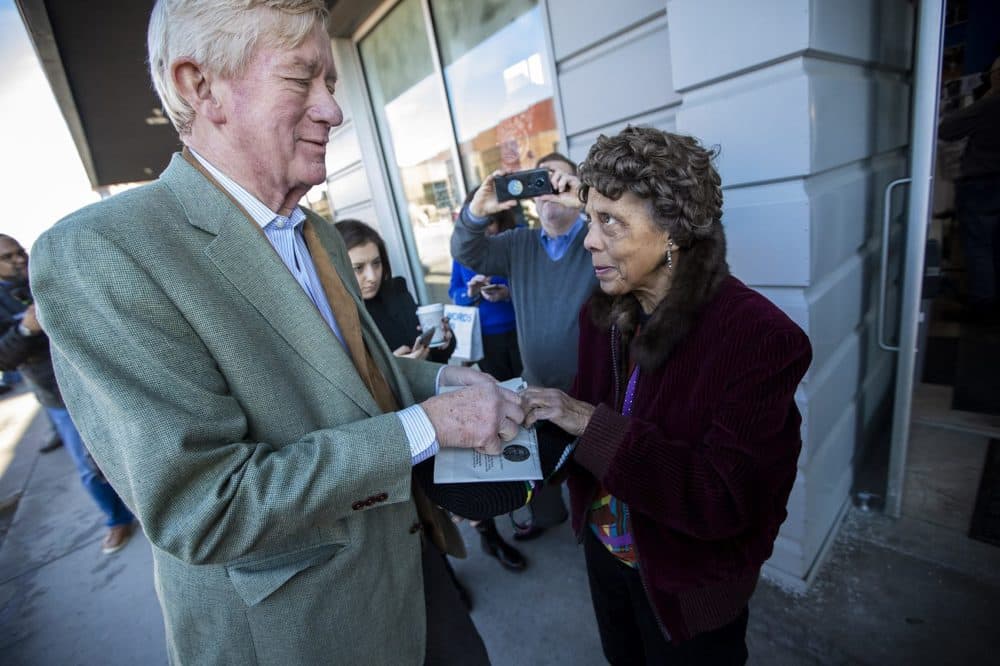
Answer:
[{"left": 30, "top": 153, "right": 441, "bottom": 665}]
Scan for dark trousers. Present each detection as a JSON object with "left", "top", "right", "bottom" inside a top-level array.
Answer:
[
  {"left": 956, "top": 177, "right": 1000, "bottom": 307},
  {"left": 583, "top": 529, "right": 748, "bottom": 665},
  {"left": 477, "top": 329, "right": 522, "bottom": 382},
  {"left": 422, "top": 542, "right": 490, "bottom": 665}
]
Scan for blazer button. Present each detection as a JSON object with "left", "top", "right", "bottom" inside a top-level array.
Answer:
[
  {"left": 364, "top": 497, "right": 376, "bottom": 506},
  {"left": 351, "top": 500, "right": 364, "bottom": 511},
  {"left": 376, "top": 492, "right": 388, "bottom": 502}
]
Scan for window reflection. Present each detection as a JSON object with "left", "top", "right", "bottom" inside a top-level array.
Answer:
[
  {"left": 432, "top": 1, "right": 559, "bottom": 187},
  {"left": 359, "top": 0, "right": 560, "bottom": 301},
  {"left": 360, "top": 0, "right": 459, "bottom": 302}
]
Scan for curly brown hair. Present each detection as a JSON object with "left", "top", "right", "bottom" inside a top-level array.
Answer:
[
  {"left": 581, "top": 126, "right": 730, "bottom": 371},
  {"left": 578, "top": 126, "right": 722, "bottom": 247}
]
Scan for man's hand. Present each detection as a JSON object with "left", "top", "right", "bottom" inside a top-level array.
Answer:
[
  {"left": 469, "top": 170, "right": 519, "bottom": 218},
  {"left": 438, "top": 364, "right": 496, "bottom": 387},
  {"left": 422, "top": 383, "right": 525, "bottom": 455},
  {"left": 536, "top": 168, "right": 582, "bottom": 211},
  {"left": 521, "top": 387, "right": 595, "bottom": 437},
  {"left": 20, "top": 305, "right": 42, "bottom": 335}
]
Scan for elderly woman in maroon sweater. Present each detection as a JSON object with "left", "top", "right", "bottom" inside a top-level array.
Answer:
[{"left": 522, "top": 126, "right": 811, "bottom": 664}]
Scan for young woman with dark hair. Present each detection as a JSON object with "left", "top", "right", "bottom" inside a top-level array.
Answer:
[{"left": 335, "top": 219, "right": 454, "bottom": 362}]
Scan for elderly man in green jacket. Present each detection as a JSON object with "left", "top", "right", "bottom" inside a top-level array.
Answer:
[{"left": 29, "top": 1, "right": 524, "bottom": 664}]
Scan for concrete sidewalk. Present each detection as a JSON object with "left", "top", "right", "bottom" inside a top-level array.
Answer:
[
  {"left": 1, "top": 388, "right": 999, "bottom": 665},
  {"left": 0, "top": 392, "right": 166, "bottom": 665}
]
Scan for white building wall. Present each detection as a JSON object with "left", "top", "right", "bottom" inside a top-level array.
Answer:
[
  {"left": 326, "top": 37, "right": 419, "bottom": 291},
  {"left": 546, "top": 0, "right": 681, "bottom": 163},
  {"left": 665, "top": 0, "right": 914, "bottom": 585},
  {"left": 324, "top": 44, "right": 375, "bottom": 225}
]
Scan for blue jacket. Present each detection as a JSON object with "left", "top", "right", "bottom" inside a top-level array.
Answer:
[{"left": 448, "top": 260, "right": 516, "bottom": 336}]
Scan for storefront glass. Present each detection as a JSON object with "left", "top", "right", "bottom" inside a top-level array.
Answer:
[
  {"left": 359, "top": 0, "right": 459, "bottom": 301},
  {"left": 359, "top": 0, "right": 559, "bottom": 301},
  {"left": 430, "top": 0, "right": 558, "bottom": 187}
]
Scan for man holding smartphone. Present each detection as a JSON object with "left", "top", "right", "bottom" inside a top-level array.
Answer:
[{"left": 451, "top": 153, "right": 596, "bottom": 538}]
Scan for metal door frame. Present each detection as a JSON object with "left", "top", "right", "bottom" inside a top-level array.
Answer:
[{"left": 884, "top": 0, "right": 946, "bottom": 518}]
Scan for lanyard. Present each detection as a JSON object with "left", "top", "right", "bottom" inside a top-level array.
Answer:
[{"left": 622, "top": 366, "right": 640, "bottom": 416}]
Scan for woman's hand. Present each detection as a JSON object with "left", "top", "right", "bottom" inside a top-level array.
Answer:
[
  {"left": 480, "top": 283, "right": 510, "bottom": 302},
  {"left": 439, "top": 316, "right": 453, "bottom": 346},
  {"left": 394, "top": 342, "right": 430, "bottom": 361},
  {"left": 521, "top": 387, "right": 595, "bottom": 437}
]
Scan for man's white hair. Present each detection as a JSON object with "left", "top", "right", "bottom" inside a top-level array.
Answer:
[{"left": 148, "top": 0, "right": 329, "bottom": 135}]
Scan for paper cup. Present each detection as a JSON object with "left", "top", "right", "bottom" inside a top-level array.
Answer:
[{"left": 416, "top": 303, "right": 446, "bottom": 346}]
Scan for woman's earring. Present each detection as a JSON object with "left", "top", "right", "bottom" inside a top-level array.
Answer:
[{"left": 666, "top": 244, "right": 674, "bottom": 272}]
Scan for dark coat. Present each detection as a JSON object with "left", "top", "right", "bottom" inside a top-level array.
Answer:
[
  {"left": 364, "top": 276, "right": 454, "bottom": 364},
  {"left": 0, "top": 280, "right": 62, "bottom": 407},
  {"left": 569, "top": 275, "right": 812, "bottom": 642}
]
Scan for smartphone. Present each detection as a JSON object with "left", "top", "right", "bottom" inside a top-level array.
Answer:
[
  {"left": 416, "top": 326, "right": 436, "bottom": 348},
  {"left": 480, "top": 283, "right": 504, "bottom": 294},
  {"left": 494, "top": 168, "right": 556, "bottom": 202}
]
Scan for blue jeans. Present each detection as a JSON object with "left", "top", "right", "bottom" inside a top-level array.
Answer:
[
  {"left": 45, "top": 407, "right": 133, "bottom": 527},
  {"left": 956, "top": 177, "right": 1000, "bottom": 307}
]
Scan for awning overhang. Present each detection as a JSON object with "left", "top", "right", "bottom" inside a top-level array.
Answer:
[{"left": 14, "top": 0, "right": 383, "bottom": 189}]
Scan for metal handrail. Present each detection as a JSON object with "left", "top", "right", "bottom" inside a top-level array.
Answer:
[{"left": 878, "top": 177, "right": 912, "bottom": 352}]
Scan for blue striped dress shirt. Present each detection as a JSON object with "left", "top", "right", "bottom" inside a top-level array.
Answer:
[{"left": 190, "top": 149, "right": 437, "bottom": 464}]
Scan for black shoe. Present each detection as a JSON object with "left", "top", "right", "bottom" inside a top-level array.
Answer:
[
  {"left": 39, "top": 435, "right": 63, "bottom": 453},
  {"left": 0, "top": 384, "right": 11, "bottom": 396},
  {"left": 476, "top": 520, "right": 526, "bottom": 571}
]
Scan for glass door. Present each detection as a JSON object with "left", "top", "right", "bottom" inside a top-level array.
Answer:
[{"left": 360, "top": 0, "right": 465, "bottom": 303}]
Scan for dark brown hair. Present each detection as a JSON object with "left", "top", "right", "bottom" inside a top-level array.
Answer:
[
  {"left": 334, "top": 219, "right": 392, "bottom": 285},
  {"left": 580, "top": 126, "right": 730, "bottom": 370},
  {"left": 578, "top": 126, "right": 722, "bottom": 247}
]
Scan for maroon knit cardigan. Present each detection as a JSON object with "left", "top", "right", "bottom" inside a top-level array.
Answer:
[{"left": 568, "top": 275, "right": 812, "bottom": 642}]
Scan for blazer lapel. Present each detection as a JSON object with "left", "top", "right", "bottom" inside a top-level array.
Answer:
[{"left": 160, "top": 153, "right": 381, "bottom": 416}]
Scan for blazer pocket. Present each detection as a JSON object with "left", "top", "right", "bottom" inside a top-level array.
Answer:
[{"left": 226, "top": 542, "right": 346, "bottom": 607}]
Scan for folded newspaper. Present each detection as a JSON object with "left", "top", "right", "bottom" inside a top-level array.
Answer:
[{"left": 433, "top": 378, "right": 543, "bottom": 484}]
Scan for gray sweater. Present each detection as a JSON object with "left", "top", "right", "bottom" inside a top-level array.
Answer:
[{"left": 451, "top": 210, "right": 597, "bottom": 391}]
